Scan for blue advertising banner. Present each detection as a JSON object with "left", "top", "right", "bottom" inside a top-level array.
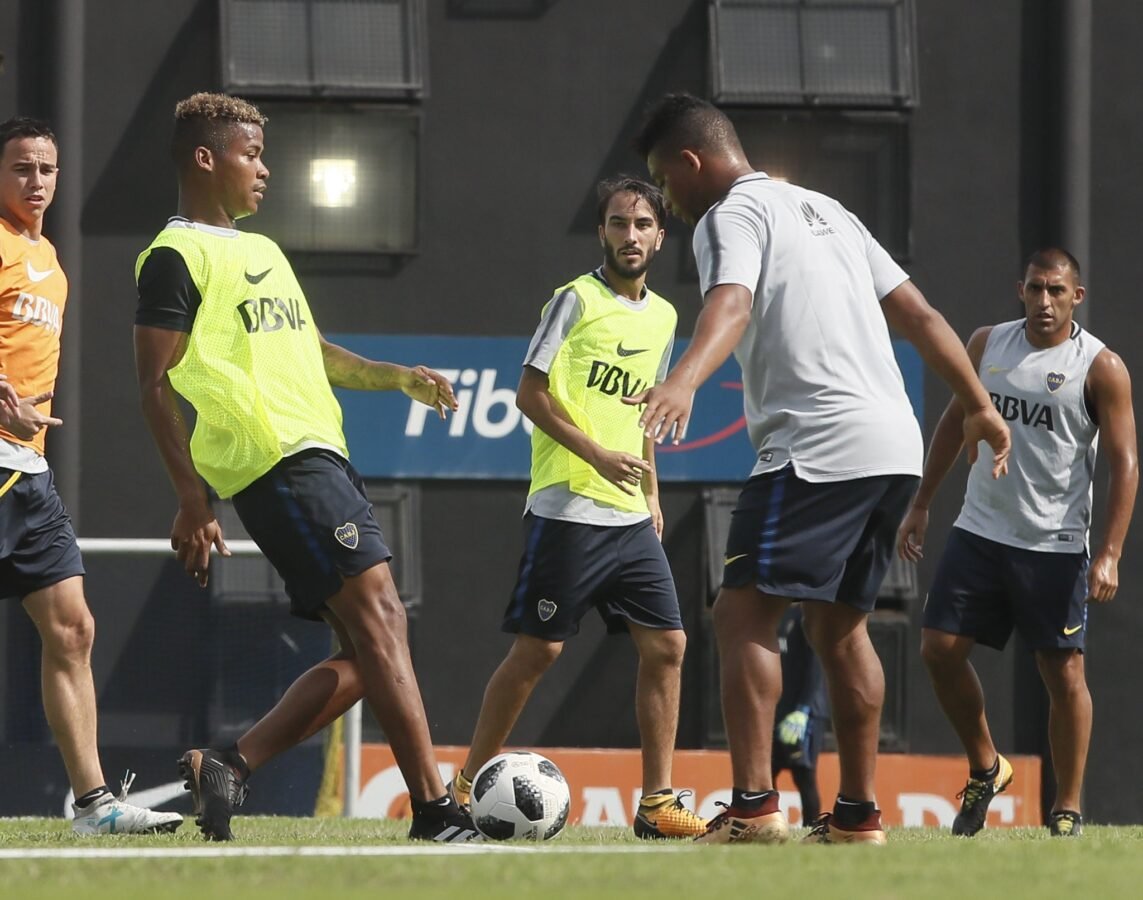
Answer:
[{"left": 330, "top": 334, "right": 923, "bottom": 482}]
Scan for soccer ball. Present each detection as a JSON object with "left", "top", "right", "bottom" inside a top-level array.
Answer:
[{"left": 470, "top": 751, "right": 571, "bottom": 841}]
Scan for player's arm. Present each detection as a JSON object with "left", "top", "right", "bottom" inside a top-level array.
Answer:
[
  {"left": 881, "top": 281, "right": 1010, "bottom": 477},
  {"left": 318, "top": 335, "right": 457, "bottom": 420},
  {"left": 627, "top": 284, "right": 751, "bottom": 445},
  {"left": 641, "top": 434, "right": 663, "bottom": 537},
  {"left": 1085, "top": 349, "right": 1138, "bottom": 602},
  {"left": 897, "top": 326, "right": 993, "bottom": 561},
  {"left": 134, "top": 324, "right": 230, "bottom": 586},
  {"left": 516, "top": 365, "right": 650, "bottom": 496}
]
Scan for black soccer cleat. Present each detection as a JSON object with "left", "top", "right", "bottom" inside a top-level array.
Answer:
[
  {"left": 408, "top": 800, "right": 481, "bottom": 843},
  {"left": 1049, "top": 810, "right": 1083, "bottom": 837},
  {"left": 178, "top": 748, "right": 250, "bottom": 842},
  {"left": 952, "top": 754, "right": 1014, "bottom": 836}
]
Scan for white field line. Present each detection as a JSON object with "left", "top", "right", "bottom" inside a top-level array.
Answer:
[{"left": 0, "top": 843, "right": 691, "bottom": 860}]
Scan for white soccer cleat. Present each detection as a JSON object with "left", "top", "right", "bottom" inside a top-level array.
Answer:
[{"left": 72, "top": 771, "right": 183, "bottom": 835}]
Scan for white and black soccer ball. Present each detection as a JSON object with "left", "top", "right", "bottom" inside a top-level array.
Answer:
[{"left": 470, "top": 751, "right": 571, "bottom": 841}]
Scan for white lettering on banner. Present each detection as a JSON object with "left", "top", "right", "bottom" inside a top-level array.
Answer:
[
  {"left": 404, "top": 369, "right": 534, "bottom": 439},
  {"left": 897, "top": 793, "right": 1016, "bottom": 827},
  {"left": 580, "top": 788, "right": 628, "bottom": 826}
]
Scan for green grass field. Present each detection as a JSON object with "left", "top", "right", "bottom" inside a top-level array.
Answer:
[{"left": 2, "top": 817, "right": 1142, "bottom": 900}]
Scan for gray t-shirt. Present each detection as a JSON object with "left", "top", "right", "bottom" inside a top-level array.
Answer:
[{"left": 693, "top": 173, "right": 922, "bottom": 481}]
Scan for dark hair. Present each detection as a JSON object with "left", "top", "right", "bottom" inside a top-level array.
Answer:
[
  {"left": 0, "top": 117, "right": 57, "bottom": 155},
  {"left": 1024, "top": 247, "right": 1081, "bottom": 281},
  {"left": 632, "top": 92, "right": 741, "bottom": 160},
  {"left": 596, "top": 176, "right": 666, "bottom": 227},
  {"left": 171, "top": 92, "right": 267, "bottom": 164}
]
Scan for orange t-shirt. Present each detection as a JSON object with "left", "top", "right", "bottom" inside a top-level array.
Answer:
[{"left": 0, "top": 217, "right": 68, "bottom": 455}]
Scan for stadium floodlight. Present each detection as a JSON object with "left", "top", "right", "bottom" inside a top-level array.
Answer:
[{"left": 310, "top": 158, "right": 359, "bottom": 209}]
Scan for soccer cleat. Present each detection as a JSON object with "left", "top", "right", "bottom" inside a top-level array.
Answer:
[
  {"left": 633, "top": 790, "right": 708, "bottom": 839},
  {"left": 1049, "top": 810, "right": 1083, "bottom": 837},
  {"left": 694, "top": 798, "right": 789, "bottom": 845},
  {"left": 178, "top": 748, "right": 250, "bottom": 842},
  {"left": 72, "top": 771, "right": 183, "bottom": 835},
  {"left": 802, "top": 810, "right": 887, "bottom": 845},
  {"left": 951, "top": 754, "right": 1014, "bottom": 837},
  {"left": 408, "top": 802, "right": 481, "bottom": 842}
]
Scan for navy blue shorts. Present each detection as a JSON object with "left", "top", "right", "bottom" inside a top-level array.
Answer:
[
  {"left": 231, "top": 450, "right": 392, "bottom": 621},
  {"left": 721, "top": 465, "right": 918, "bottom": 612},
  {"left": 503, "top": 513, "right": 683, "bottom": 641},
  {"left": 0, "top": 467, "right": 85, "bottom": 599},
  {"left": 924, "top": 527, "right": 1089, "bottom": 652}
]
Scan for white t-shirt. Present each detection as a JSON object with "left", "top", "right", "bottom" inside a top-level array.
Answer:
[{"left": 693, "top": 173, "right": 922, "bottom": 482}]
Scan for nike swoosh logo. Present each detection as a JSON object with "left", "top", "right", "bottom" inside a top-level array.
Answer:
[
  {"left": 245, "top": 267, "right": 273, "bottom": 285},
  {"left": 986, "top": 365, "right": 1010, "bottom": 374},
  {"left": 26, "top": 260, "right": 55, "bottom": 283},
  {"left": 617, "top": 342, "right": 649, "bottom": 358},
  {"left": 1063, "top": 624, "right": 1083, "bottom": 636},
  {"left": 723, "top": 553, "right": 748, "bottom": 566}
]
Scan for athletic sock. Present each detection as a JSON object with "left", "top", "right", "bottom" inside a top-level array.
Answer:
[
  {"left": 834, "top": 795, "right": 877, "bottom": 828},
  {"left": 970, "top": 758, "right": 1001, "bottom": 783},
  {"left": 74, "top": 785, "right": 111, "bottom": 808},
  {"left": 411, "top": 794, "right": 456, "bottom": 818},
  {"left": 731, "top": 788, "right": 777, "bottom": 814},
  {"left": 638, "top": 788, "right": 675, "bottom": 809}
]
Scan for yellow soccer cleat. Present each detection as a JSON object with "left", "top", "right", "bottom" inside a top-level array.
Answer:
[{"left": 633, "top": 790, "right": 709, "bottom": 839}]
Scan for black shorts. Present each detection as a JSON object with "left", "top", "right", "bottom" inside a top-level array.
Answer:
[
  {"left": 231, "top": 450, "right": 392, "bottom": 621},
  {"left": 502, "top": 513, "right": 683, "bottom": 641},
  {"left": 721, "top": 465, "right": 918, "bottom": 612},
  {"left": 0, "top": 467, "right": 85, "bottom": 599},
  {"left": 924, "top": 527, "right": 1089, "bottom": 652}
]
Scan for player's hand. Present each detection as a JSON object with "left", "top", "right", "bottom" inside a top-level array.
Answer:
[
  {"left": 401, "top": 365, "right": 459, "bottom": 420},
  {"left": 963, "top": 405, "right": 1010, "bottom": 479},
  {"left": 1, "top": 390, "right": 62, "bottom": 440},
  {"left": 624, "top": 379, "right": 694, "bottom": 445},
  {"left": 0, "top": 374, "right": 18, "bottom": 419},
  {"left": 647, "top": 494, "right": 664, "bottom": 539},
  {"left": 897, "top": 505, "right": 929, "bottom": 562},
  {"left": 590, "top": 449, "right": 652, "bottom": 496},
  {"left": 1086, "top": 551, "right": 1119, "bottom": 603},
  {"left": 777, "top": 708, "right": 810, "bottom": 746},
  {"left": 171, "top": 500, "right": 231, "bottom": 588}
]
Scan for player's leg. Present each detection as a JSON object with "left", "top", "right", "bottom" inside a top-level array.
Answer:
[
  {"left": 1035, "top": 648, "right": 1090, "bottom": 826},
  {"left": 716, "top": 585, "right": 787, "bottom": 794},
  {"left": 460, "top": 634, "right": 563, "bottom": 783},
  {"left": 1013, "top": 544, "right": 1090, "bottom": 836},
  {"left": 455, "top": 514, "right": 595, "bottom": 804},
  {"left": 801, "top": 473, "right": 918, "bottom": 845},
  {"left": 920, "top": 628, "right": 997, "bottom": 769},
  {"left": 628, "top": 623, "right": 686, "bottom": 795},
  {"left": 801, "top": 601, "right": 881, "bottom": 805},
  {"left": 922, "top": 529, "right": 1017, "bottom": 836},
  {"left": 12, "top": 472, "right": 181, "bottom": 835},
  {"left": 234, "top": 610, "right": 364, "bottom": 771},
  {"left": 22, "top": 576, "right": 104, "bottom": 797},
  {"left": 790, "top": 766, "right": 821, "bottom": 822}
]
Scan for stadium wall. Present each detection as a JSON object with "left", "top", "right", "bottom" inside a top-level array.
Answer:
[{"left": 2, "top": 0, "right": 1142, "bottom": 822}]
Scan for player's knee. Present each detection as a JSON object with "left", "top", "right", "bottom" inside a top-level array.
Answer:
[
  {"left": 43, "top": 606, "right": 95, "bottom": 663},
  {"left": 638, "top": 628, "right": 686, "bottom": 670},
  {"left": 1035, "top": 649, "right": 1086, "bottom": 695},
  {"left": 919, "top": 629, "right": 959, "bottom": 670},
  {"left": 509, "top": 635, "right": 563, "bottom": 675}
]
